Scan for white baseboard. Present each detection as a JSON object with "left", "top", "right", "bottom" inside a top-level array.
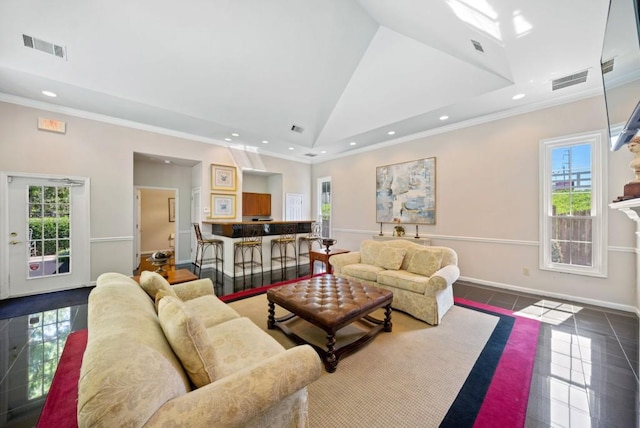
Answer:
[{"left": 459, "top": 275, "right": 638, "bottom": 315}]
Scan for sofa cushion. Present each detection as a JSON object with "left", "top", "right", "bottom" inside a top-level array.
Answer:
[
  {"left": 377, "top": 270, "right": 430, "bottom": 294},
  {"left": 158, "top": 296, "right": 216, "bottom": 388},
  {"left": 206, "top": 317, "right": 285, "bottom": 378},
  {"left": 184, "top": 295, "right": 240, "bottom": 328},
  {"left": 360, "top": 241, "right": 385, "bottom": 265},
  {"left": 406, "top": 248, "right": 443, "bottom": 277},
  {"left": 140, "top": 271, "right": 178, "bottom": 300},
  {"left": 374, "top": 246, "right": 407, "bottom": 270},
  {"left": 342, "top": 264, "right": 386, "bottom": 282}
]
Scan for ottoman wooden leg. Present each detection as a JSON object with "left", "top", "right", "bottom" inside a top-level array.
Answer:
[
  {"left": 267, "top": 301, "right": 276, "bottom": 329},
  {"left": 383, "top": 304, "right": 392, "bottom": 332},
  {"left": 325, "top": 334, "right": 338, "bottom": 373}
]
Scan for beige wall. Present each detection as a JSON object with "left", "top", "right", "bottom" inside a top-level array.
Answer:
[
  {"left": 139, "top": 188, "right": 175, "bottom": 253},
  {"left": 0, "top": 101, "right": 312, "bottom": 282},
  {"left": 312, "top": 87, "right": 640, "bottom": 311}
]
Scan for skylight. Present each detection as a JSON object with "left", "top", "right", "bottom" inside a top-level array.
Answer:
[{"left": 447, "top": 0, "right": 502, "bottom": 41}]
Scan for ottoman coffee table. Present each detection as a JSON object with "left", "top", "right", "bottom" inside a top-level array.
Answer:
[{"left": 267, "top": 274, "right": 393, "bottom": 372}]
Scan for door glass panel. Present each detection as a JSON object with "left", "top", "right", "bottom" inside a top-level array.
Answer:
[{"left": 27, "top": 185, "right": 71, "bottom": 278}]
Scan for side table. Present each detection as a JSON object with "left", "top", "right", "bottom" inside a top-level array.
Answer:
[
  {"left": 309, "top": 249, "right": 350, "bottom": 275},
  {"left": 132, "top": 268, "right": 198, "bottom": 285}
]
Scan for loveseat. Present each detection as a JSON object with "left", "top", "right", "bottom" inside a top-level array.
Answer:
[
  {"left": 77, "top": 271, "right": 322, "bottom": 427},
  {"left": 329, "top": 239, "right": 460, "bottom": 325}
]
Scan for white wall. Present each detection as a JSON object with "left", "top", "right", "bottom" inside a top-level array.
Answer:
[
  {"left": 0, "top": 101, "right": 312, "bottom": 282},
  {"left": 312, "top": 87, "right": 639, "bottom": 312}
]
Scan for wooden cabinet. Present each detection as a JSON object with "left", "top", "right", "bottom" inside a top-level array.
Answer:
[{"left": 242, "top": 192, "right": 271, "bottom": 216}]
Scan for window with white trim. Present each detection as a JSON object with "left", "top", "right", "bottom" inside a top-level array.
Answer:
[{"left": 539, "top": 132, "right": 607, "bottom": 277}]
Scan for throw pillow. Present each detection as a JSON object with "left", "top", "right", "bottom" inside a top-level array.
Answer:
[
  {"left": 154, "top": 288, "right": 177, "bottom": 312},
  {"left": 375, "top": 247, "right": 407, "bottom": 270},
  {"left": 157, "top": 295, "right": 216, "bottom": 387},
  {"left": 406, "top": 248, "right": 443, "bottom": 277},
  {"left": 139, "top": 271, "right": 178, "bottom": 300}
]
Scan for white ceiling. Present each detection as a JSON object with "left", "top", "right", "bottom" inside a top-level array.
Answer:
[{"left": 0, "top": 0, "right": 638, "bottom": 163}]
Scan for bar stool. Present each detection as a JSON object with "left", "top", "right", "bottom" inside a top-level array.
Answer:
[
  {"left": 270, "top": 223, "right": 298, "bottom": 282},
  {"left": 233, "top": 224, "right": 264, "bottom": 291},
  {"left": 298, "top": 221, "right": 322, "bottom": 267},
  {"left": 193, "top": 223, "right": 224, "bottom": 287}
]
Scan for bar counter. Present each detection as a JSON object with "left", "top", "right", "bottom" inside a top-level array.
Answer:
[
  {"left": 203, "top": 220, "right": 314, "bottom": 238},
  {"left": 201, "top": 220, "right": 315, "bottom": 279}
]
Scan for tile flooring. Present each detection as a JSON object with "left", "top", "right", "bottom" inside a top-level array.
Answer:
[
  {"left": 0, "top": 273, "right": 637, "bottom": 427},
  {"left": 453, "top": 281, "right": 639, "bottom": 428}
]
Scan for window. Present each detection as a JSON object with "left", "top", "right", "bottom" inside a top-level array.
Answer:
[
  {"left": 317, "top": 177, "right": 331, "bottom": 238},
  {"left": 539, "top": 132, "right": 607, "bottom": 277}
]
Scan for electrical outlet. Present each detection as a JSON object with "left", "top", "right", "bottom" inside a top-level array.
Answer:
[{"left": 522, "top": 267, "right": 530, "bottom": 276}]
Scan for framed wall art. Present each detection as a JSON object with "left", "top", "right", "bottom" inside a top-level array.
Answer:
[
  {"left": 210, "top": 164, "right": 237, "bottom": 191},
  {"left": 376, "top": 157, "right": 436, "bottom": 224},
  {"left": 210, "top": 193, "right": 236, "bottom": 218}
]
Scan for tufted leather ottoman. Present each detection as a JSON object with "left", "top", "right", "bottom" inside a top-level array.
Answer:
[{"left": 267, "top": 274, "right": 393, "bottom": 372}]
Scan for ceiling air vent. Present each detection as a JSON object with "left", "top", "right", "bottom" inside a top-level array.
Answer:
[
  {"left": 551, "top": 70, "right": 588, "bottom": 91},
  {"left": 471, "top": 39, "right": 484, "bottom": 53},
  {"left": 304, "top": 153, "right": 318, "bottom": 157},
  {"left": 601, "top": 58, "right": 614, "bottom": 74},
  {"left": 290, "top": 125, "right": 304, "bottom": 133},
  {"left": 22, "top": 34, "right": 66, "bottom": 59}
]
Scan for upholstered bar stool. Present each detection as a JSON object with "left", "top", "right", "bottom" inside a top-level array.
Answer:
[
  {"left": 270, "top": 223, "right": 298, "bottom": 282},
  {"left": 233, "top": 223, "right": 264, "bottom": 291},
  {"left": 298, "top": 221, "right": 322, "bottom": 267},
  {"left": 193, "top": 223, "right": 224, "bottom": 287}
]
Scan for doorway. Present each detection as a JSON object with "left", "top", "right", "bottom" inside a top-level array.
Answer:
[
  {"left": 1, "top": 173, "right": 90, "bottom": 299},
  {"left": 134, "top": 187, "right": 177, "bottom": 271}
]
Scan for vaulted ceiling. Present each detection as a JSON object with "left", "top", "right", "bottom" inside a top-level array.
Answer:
[{"left": 0, "top": 0, "right": 637, "bottom": 163}]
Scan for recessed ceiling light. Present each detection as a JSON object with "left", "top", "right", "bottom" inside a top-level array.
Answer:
[
  {"left": 224, "top": 138, "right": 232, "bottom": 141},
  {"left": 321, "top": 150, "right": 327, "bottom": 154},
  {"left": 231, "top": 133, "right": 239, "bottom": 137},
  {"left": 288, "top": 147, "right": 294, "bottom": 150},
  {"left": 262, "top": 140, "right": 269, "bottom": 144},
  {"left": 512, "top": 93, "right": 525, "bottom": 100},
  {"left": 42, "top": 90, "right": 57, "bottom": 97},
  {"left": 349, "top": 141, "right": 357, "bottom": 146},
  {"left": 164, "top": 160, "right": 171, "bottom": 164},
  {"left": 387, "top": 131, "right": 396, "bottom": 135},
  {"left": 439, "top": 115, "right": 449, "bottom": 121}
]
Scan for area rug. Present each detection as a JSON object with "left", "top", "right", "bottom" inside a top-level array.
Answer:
[
  {"left": 37, "top": 279, "right": 539, "bottom": 428},
  {"left": 228, "top": 293, "right": 540, "bottom": 428}
]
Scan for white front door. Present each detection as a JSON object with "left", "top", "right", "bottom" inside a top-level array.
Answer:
[{"left": 2, "top": 174, "right": 90, "bottom": 299}]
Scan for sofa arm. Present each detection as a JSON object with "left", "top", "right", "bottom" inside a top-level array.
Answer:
[
  {"left": 329, "top": 251, "right": 361, "bottom": 274},
  {"left": 172, "top": 278, "right": 215, "bottom": 301},
  {"left": 426, "top": 264, "right": 460, "bottom": 294},
  {"left": 148, "top": 345, "right": 322, "bottom": 426}
]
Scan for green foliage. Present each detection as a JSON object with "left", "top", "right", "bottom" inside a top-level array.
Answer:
[
  {"left": 321, "top": 203, "right": 331, "bottom": 220},
  {"left": 552, "top": 190, "right": 591, "bottom": 215},
  {"left": 29, "top": 217, "right": 70, "bottom": 256}
]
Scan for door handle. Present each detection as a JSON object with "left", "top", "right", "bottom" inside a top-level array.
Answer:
[{"left": 9, "top": 240, "right": 21, "bottom": 245}]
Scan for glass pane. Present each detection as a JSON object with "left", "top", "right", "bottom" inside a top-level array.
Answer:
[
  {"left": 571, "top": 217, "right": 592, "bottom": 242},
  {"left": 551, "top": 217, "right": 571, "bottom": 240},
  {"left": 43, "top": 186, "right": 56, "bottom": 203},
  {"left": 26, "top": 185, "right": 72, "bottom": 279},
  {"left": 551, "top": 240, "right": 570, "bottom": 263},
  {"left": 571, "top": 242, "right": 593, "bottom": 267}
]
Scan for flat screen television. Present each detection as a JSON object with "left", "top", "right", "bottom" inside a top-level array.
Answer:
[{"left": 601, "top": 0, "right": 640, "bottom": 150}]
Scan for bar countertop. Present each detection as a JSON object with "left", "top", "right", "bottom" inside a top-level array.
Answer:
[{"left": 203, "top": 220, "right": 314, "bottom": 238}]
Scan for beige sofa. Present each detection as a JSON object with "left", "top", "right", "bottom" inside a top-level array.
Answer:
[
  {"left": 77, "top": 271, "right": 322, "bottom": 427},
  {"left": 329, "top": 239, "right": 460, "bottom": 325}
]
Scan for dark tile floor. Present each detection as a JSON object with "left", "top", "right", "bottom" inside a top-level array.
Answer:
[
  {"left": 0, "top": 268, "right": 637, "bottom": 427},
  {"left": 453, "top": 281, "right": 639, "bottom": 428}
]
